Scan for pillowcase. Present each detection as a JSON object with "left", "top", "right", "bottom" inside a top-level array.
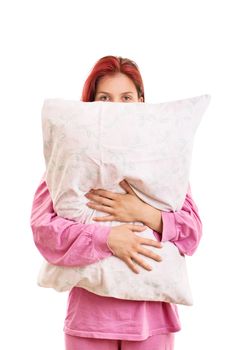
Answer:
[{"left": 37, "top": 94, "right": 211, "bottom": 305}]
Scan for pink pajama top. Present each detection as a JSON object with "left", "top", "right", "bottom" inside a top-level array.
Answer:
[{"left": 30, "top": 173, "right": 202, "bottom": 341}]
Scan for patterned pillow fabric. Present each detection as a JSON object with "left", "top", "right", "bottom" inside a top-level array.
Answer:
[{"left": 37, "top": 94, "right": 211, "bottom": 305}]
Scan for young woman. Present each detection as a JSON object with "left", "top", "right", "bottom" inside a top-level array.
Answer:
[{"left": 30, "top": 55, "right": 202, "bottom": 350}]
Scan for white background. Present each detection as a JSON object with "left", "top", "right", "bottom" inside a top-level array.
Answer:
[{"left": 0, "top": 0, "right": 232, "bottom": 349}]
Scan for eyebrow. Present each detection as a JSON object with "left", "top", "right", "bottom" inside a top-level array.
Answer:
[{"left": 96, "top": 91, "right": 134, "bottom": 95}]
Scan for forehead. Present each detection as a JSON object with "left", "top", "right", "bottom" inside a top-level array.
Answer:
[{"left": 96, "top": 72, "right": 137, "bottom": 93}]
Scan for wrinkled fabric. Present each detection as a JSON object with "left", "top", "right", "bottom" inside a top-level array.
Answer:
[
  {"left": 30, "top": 174, "right": 202, "bottom": 340},
  {"left": 42, "top": 95, "right": 211, "bottom": 216},
  {"left": 65, "top": 332, "right": 175, "bottom": 350}
]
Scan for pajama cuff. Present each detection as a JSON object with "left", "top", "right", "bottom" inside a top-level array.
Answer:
[
  {"left": 91, "top": 224, "right": 113, "bottom": 257},
  {"left": 160, "top": 210, "right": 178, "bottom": 242}
]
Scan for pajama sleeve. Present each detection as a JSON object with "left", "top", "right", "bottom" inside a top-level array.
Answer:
[
  {"left": 30, "top": 173, "right": 113, "bottom": 267},
  {"left": 155, "top": 183, "right": 203, "bottom": 256}
]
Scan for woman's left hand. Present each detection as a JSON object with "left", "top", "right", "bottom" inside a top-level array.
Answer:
[{"left": 85, "top": 180, "right": 146, "bottom": 223}]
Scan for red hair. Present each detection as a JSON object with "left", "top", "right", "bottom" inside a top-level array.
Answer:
[{"left": 81, "top": 55, "right": 145, "bottom": 102}]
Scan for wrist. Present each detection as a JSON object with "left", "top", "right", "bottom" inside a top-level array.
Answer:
[
  {"left": 135, "top": 201, "right": 148, "bottom": 222},
  {"left": 140, "top": 203, "right": 163, "bottom": 234}
]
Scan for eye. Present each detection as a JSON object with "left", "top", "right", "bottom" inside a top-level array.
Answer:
[
  {"left": 122, "top": 95, "right": 133, "bottom": 102},
  {"left": 99, "top": 95, "right": 110, "bottom": 101}
]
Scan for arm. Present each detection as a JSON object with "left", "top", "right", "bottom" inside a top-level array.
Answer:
[
  {"left": 30, "top": 173, "right": 113, "bottom": 267},
  {"left": 85, "top": 180, "right": 202, "bottom": 257},
  {"left": 153, "top": 184, "right": 203, "bottom": 256}
]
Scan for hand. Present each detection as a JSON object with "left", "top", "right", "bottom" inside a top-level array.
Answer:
[
  {"left": 85, "top": 180, "right": 146, "bottom": 223},
  {"left": 107, "top": 224, "right": 163, "bottom": 274}
]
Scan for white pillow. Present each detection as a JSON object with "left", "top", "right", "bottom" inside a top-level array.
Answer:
[{"left": 37, "top": 94, "right": 211, "bottom": 305}]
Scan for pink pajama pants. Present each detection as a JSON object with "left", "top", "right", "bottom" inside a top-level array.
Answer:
[{"left": 65, "top": 332, "right": 175, "bottom": 350}]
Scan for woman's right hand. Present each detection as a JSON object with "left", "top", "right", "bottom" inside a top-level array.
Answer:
[{"left": 107, "top": 224, "right": 163, "bottom": 274}]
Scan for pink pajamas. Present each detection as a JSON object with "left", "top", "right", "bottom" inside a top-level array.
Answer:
[
  {"left": 65, "top": 332, "right": 175, "bottom": 350},
  {"left": 30, "top": 173, "right": 202, "bottom": 346}
]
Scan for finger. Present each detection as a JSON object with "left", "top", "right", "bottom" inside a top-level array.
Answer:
[
  {"left": 127, "top": 224, "right": 147, "bottom": 232},
  {"left": 92, "top": 215, "right": 115, "bottom": 222},
  {"left": 124, "top": 257, "right": 140, "bottom": 274},
  {"left": 86, "top": 193, "right": 113, "bottom": 207},
  {"left": 87, "top": 202, "right": 114, "bottom": 213},
  {"left": 138, "top": 237, "right": 163, "bottom": 248},
  {"left": 130, "top": 252, "right": 153, "bottom": 271},
  {"left": 137, "top": 247, "right": 163, "bottom": 262},
  {"left": 119, "top": 180, "right": 135, "bottom": 195},
  {"left": 89, "top": 189, "right": 117, "bottom": 200}
]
